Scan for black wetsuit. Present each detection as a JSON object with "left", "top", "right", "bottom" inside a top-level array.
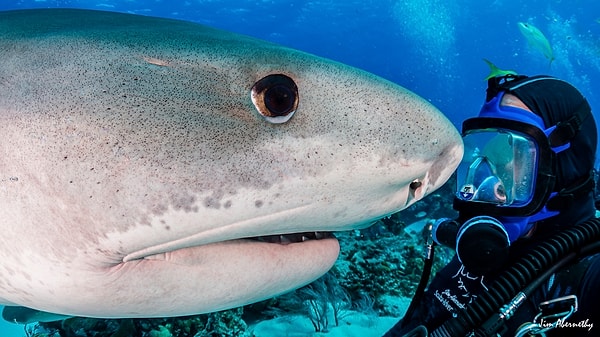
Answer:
[{"left": 384, "top": 242, "right": 600, "bottom": 336}]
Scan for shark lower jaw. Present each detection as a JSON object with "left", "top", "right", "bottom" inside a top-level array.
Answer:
[
  {"left": 53, "top": 235, "right": 342, "bottom": 319},
  {"left": 137, "top": 234, "right": 342, "bottom": 307}
]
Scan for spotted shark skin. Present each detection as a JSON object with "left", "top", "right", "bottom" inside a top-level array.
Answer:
[{"left": 0, "top": 9, "right": 463, "bottom": 320}]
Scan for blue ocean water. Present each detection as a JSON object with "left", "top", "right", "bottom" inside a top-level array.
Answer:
[{"left": 1, "top": 1, "right": 599, "bottom": 336}]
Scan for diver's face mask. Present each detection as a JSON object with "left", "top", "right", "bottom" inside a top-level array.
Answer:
[
  {"left": 432, "top": 87, "right": 570, "bottom": 275},
  {"left": 458, "top": 129, "right": 537, "bottom": 213}
]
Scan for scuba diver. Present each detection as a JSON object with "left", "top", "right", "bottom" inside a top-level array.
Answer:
[{"left": 384, "top": 74, "right": 600, "bottom": 337}]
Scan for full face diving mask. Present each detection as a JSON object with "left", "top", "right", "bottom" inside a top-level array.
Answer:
[{"left": 432, "top": 77, "right": 576, "bottom": 275}]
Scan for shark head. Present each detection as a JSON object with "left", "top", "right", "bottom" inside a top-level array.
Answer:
[{"left": 0, "top": 9, "right": 463, "bottom": 319}]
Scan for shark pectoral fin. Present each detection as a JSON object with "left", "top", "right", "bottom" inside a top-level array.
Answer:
[{"left": 2, "top": 305, "right": 73, "bottom": 324}]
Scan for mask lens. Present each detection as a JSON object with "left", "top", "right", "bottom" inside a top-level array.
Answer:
[{"left": 457, "top": 129, "right": 537, "bottom": 206}]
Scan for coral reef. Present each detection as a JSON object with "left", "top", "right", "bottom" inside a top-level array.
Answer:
[
  {"left": 32, "top": 309, "right": 250, "bottom": 337},
  {"left": 264, "top": 272, "right": 352, "bottom": 332}
]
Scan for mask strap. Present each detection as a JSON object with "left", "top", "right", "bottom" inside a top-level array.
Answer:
[
  {"left": 485, "top": 74, "right": 529, "bottom": 102},
  {"left": 547, "top": 98, "right": 591, "bottom": 149},
  {"left": 546, "top": 171, "right": 595, "bottom": 211}
]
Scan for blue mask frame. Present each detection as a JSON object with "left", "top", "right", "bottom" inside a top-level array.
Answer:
[{"left": 454, "top": 91, "right": 570, "bottom": 238}]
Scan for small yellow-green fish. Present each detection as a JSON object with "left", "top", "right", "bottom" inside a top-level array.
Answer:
[
  {"left": 518, "top": 22, "right": 555, "bottom": 64},
  {"left": 483, "top": 59, "right": 517, "bottom": 80}
]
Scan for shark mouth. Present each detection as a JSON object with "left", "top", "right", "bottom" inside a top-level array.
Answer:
[
  {"left": 123, "top": 231, "right": 337, "bottom": 262},
  {"left": 251, "top": 232, "right": 335, "bottom": 244}
]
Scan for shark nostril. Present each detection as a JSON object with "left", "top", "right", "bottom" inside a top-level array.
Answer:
[
  {"left": 410, "top": 180, "right": 422, "bottom": 190},
  {"left": 408, "top": 178, "right": 428, "bottom": 202}
]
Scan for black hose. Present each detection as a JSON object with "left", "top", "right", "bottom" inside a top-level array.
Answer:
[
  {"left": 429, "top": 217, "right": 600, "bottom": 337},
  {"left": 400, "top": 243, "right": 435, "bottom": 328}
]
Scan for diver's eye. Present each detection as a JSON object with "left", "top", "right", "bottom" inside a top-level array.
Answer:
[
  {"left": 494, "top": 181, "right": 507, "bottom": 202},
  {"left": 251, "top": 74, "right": 299, "bottom": 124}
]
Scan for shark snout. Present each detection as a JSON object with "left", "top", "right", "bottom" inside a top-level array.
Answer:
[
  {"left": 425, "top": 142, "right": 464, "bottom": 193},
  {"left": 392, "top": 124, "right": 464, "bottom": 210}
]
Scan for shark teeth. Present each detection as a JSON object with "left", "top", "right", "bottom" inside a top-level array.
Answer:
[{"left": 252, "top": 232, "right": 335, "bottom": 245}]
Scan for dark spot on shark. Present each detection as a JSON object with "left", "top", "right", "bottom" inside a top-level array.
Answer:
[
  {"left": 204, "top": 196, "right": 221, "bottom": 209},
  {"left": 255, "top": 200, "right": 264, "bottom": 208}
]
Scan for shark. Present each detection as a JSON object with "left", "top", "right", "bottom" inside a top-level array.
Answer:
[{"left": 0, "top": 9, "right": 463, "bottom": 322}]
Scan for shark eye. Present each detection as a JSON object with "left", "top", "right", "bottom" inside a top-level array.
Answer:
[{"left": 251, "top": 74, "right": 298, "bottom": 124}]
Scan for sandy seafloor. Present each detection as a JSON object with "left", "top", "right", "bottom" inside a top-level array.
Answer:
[
  {"left": 249, "top": 297, "right": 410, "bottom": 337},
  {"left": 250, "top": 314, "right": 400, "bottom": 337}
]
